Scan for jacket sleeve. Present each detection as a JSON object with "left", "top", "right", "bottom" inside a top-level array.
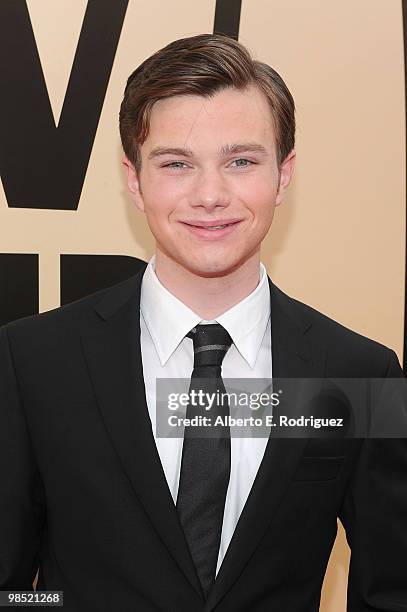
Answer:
[
  {"left": 0, "top": 324, "right": 45, "bottom": 588},
  {"left": 339, "top": 349, "right": 407, "bottom": 611}
]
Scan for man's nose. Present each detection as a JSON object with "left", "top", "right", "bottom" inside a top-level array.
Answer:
[{"left": 188, "top": 168, "right": 231, "bottom": 209}]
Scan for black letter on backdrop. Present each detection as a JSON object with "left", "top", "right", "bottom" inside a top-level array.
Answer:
[
  {"left": 0, "top": 0, "right": 128, "bottom": 210},
  {"left": 0, "top": 254, "right": 38, "bottom": 325},
  {"left": 60, "top": 255, "right": 146, "bottom": 305},
  {"left": 213, "top": 0, "right": 242, "bottom": 40},
  {"left": 0, "top": 254, "right": 145, "bottom": 327}
]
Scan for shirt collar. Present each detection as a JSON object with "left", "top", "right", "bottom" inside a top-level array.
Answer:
[{"left": 140, "top": 254, "right": 271, "bottom": 368}]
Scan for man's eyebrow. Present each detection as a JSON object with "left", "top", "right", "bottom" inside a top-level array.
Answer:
[
  {"left": 147, "top": 143, "right": 269, "bottom": 159},
  {"left": 148, "top": 147, "right": 194, "bottom": 159},
  {"left": 219, "top": 143, "right": 268, "bottom": 156}
]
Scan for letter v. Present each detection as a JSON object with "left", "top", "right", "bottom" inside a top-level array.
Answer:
[{"left": 0, "top": 0, "right": 128, "bottom": 210}]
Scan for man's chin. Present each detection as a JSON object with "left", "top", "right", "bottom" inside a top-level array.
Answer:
[
  {"left": 157, "top": 246, "right": 246, "bottom": 278},
  {"left": 181, "top": 258, "right": 243, "bottom": 279}
]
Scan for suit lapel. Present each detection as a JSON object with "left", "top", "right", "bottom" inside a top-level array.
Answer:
[
  {"left": 80, "top": 265, "right": 204, "bottom": 599},
  {"left": 80, "top": 266, "right": 326, "bottom": 609}
]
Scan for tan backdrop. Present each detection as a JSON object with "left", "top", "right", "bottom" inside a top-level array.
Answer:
[{"left": 0, "top": 1, "right": 404, "bottom": 610}]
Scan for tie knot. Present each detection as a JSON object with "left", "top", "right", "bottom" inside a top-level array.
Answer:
[{"left": 186, "top": 323, "right": 233, "bottom": 368}]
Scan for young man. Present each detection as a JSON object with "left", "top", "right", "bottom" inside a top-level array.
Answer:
[{"left": 0, "top": 34, "right": 406, "bottom": 611}]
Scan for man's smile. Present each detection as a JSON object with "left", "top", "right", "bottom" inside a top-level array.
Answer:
[{"left": 180, "top": 219, "right": 243, "bottom": 239}]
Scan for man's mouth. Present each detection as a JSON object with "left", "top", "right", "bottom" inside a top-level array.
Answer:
[
  {"left": 180, "top": 219, "right": 243, "bottom": 239},
  {"left": 195, "top": 224, "right": 228, "bottom": 230},
  {"left": 183, "top": 220, "right": 241, "bottom": 230}
]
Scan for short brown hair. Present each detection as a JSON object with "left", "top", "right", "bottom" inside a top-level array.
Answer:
[{"left": 119, "top": 33, "right": 295, "bottom": 172}]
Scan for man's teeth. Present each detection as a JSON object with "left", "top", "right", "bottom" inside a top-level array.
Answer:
[{"left": 198, "top": 224, "right": 228, "bottom": 230}]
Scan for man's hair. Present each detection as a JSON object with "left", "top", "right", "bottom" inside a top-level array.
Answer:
[{"left": 119, "top": 33, "right": 295, "bottom": 173}]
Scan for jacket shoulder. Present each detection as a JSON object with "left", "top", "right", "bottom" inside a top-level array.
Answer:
[{"left": 272, "top": 282, "right": 400, "bottom": 376}]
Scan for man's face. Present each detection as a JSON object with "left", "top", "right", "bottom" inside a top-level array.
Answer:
[{"left": 124, "top": 84, "right": 295, "bottom": 277}]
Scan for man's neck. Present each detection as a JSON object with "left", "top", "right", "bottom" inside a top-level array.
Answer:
[{"left": 153, "top": 248, "right": 261, "bottom": 320}]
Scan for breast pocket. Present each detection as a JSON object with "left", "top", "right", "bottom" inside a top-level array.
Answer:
[{"left": 293, "top": 455, "right": 345, "bottom": 481}]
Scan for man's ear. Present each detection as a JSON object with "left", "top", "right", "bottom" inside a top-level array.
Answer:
[
  {"left": 275, "top": 149, "right": 296, "bottom": 207},
  {"left": 122, "top": 156, "right": 145, "bottom": 212}
]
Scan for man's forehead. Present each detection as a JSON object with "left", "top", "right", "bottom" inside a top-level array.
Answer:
[{"left": 143, "top": 86, "right": 276, "bottom": 157}]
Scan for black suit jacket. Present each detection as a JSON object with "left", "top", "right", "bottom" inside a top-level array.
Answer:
[{"left": 1, "top": 261, "right": 406, "bottom": 611}]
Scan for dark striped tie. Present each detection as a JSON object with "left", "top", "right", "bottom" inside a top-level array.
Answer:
[{"left": 176, "top": 323, "right": 233, "bottom": 599}]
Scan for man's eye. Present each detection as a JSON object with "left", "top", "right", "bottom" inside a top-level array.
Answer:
[
  {"left": 230, "top": 158, "right": 253, "bottom": 168},
  {"left": 162, "top": 161, "right": 188, "bottom": 169}
]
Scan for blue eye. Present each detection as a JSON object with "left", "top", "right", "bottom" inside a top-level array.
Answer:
[
  {"left": 231, "top": 158, "right": 253, "bottom": 167},
  {"left": 162, "top": 161, "right": 188, "bottom": 169}
]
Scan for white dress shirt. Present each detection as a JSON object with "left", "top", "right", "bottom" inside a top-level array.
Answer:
[{"left": 140, "top": 254, "right": 272, "bottom": 575}]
